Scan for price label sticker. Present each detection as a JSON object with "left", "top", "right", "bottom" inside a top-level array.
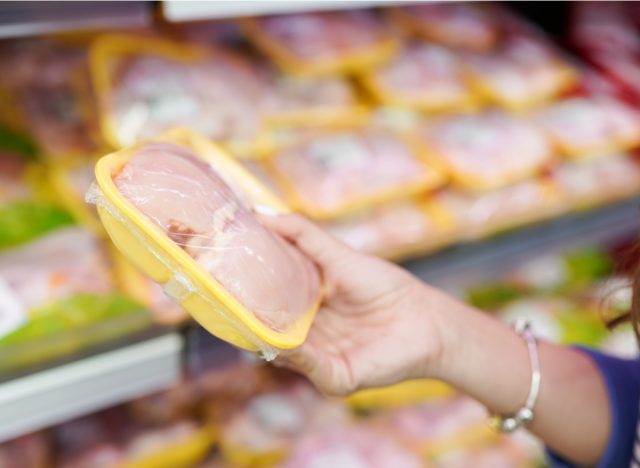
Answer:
[{"left": 0, "top": 276, "right": 27, "bottom": 339}]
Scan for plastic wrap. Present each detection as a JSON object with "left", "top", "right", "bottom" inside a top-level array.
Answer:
[
  {"left": 268, "top": 129, "right": 445, "bottom": 219},
  {"left": 465, "top": 35, "right": 577, "bottom": 111},
  {"left": 239, "top": 10, "right": 397, "bottom": 76},
  {"left": 90, "top": 35, "right": 271, "bottom": 157},
  {"left": 360, "top": 42, "right": 477, "bottom": 112},
  {"left": 0, "top": 39, "right": 98, "bottom": 158},
  {"left": 535, "top": 97, "right": 640, "bottom": 159},
  {"left": 428, "top": 179, "right": 561, "bottom": 241},
  {"left": 415, "top": 111, "right": 553, "bottom": 191},
  {"left": 551, "top": 153, "right": 640, "bottom": 209},
  {"left": 387, "top": 3, "right": 499, "bottom": 52},
  {"left": 321, "top": 199, "right": 453, "bottom": 260},
  {"left": 89, "top": 129, "right": 322, "bottom": 355},
  {"left": 281, "top": 425, "right": 424, "bottom": 468}
]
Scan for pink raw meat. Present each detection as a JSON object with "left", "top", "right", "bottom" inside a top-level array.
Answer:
[
  {"left": 259, "top": 11, "right": 387, "bottom": 60},
  {"left": 0, "top": 227, "right": 114, "bottom": 310},
  {"left": 281, "top": 426, "right": 422, "bottom": 468},
  {"left": 271, "top": 130, "right": 434, "bottom": 214},
  {"left": 419, "top": 111, "right": 552, "bottom": 189},
  {"left": 372, "top": 43, "right": 470, "bottom": 106},
  {"left": 114, "top": 143, "right": 320, "bottom": 332}
]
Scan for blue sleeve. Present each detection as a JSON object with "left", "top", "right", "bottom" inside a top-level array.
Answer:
[{"left": 548, "top": 347, "right": 640, "bottom": 468}]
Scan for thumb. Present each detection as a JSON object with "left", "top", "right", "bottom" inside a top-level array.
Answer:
[{"left": 257, "top": 211, "right": 352, "bottom": 266}]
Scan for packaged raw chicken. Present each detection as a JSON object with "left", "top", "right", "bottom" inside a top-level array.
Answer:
[
  {"left": 415, "top": 111, "right": 553, "bottom": 191},
  {"left": 0, "top": 38, "right": 99, "bottom": 157},
  {"left": 383, "top": 396, "right": 492, "bottom": 456},
  {"left": 281, "top": 425, "right": 424, "bottom": 468},
  {"left": 551, "top": 153, "right": 640, "bottom": 208},
  {"left": 239, "top": 10, "right": 396, "bottom": 76},
  {"left": 346, "top": 379, "right": 455, "bottom": 411},
  {"left": 219, "top": 382, "right": 332, "bottom": 466},
  {"left": 90, "top": 35, "right": 271, "bottom": 157},
  {"left": 321, "top": 199, "right": 453, "bottom": 260},
  {"left": 535, "top": 97, "right": 640, "bottom": 159},
  {"left": 0, "top": 227, "right": 148, "bottom": 372},
  {"left": 90, "top": 129, "right": 322, "bottom": 355},
  {"left": 465, "top": 35, "right": 577, "bottom": 110},
  {"left": 387, "top": 3, "right": 499, "bottom": 52},
  {"left": 427, "top": 179, "right": 561, "bottom": 240},
  {"left": 434, "top": 438, "right": 537, "bottom": 468},
  {"left": 360, "top": 42, "right": 477, "bottom": 112},
  {"left": 264, "top": 71, "right": 368, "bottom": 127},
  {"left": 268, "top": 128, "right": 444, "bottom": 219}
]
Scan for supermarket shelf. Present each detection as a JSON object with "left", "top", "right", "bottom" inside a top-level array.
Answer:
[
  {"left": 405, "top": 197, "right": 640, "bottom": 289},
  {"left": 0, "top": 1, "right": 151, "bottom": 39},
  {"left": 0, "top": 333, "right": 183, "bottom": 443},
  {"left": 162, "top": 1, "right": 402, "bottom": 22}
]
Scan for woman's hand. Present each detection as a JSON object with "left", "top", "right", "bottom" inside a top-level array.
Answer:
[{"left": 260, "top": 213, "right": 448, "bottom": 396}]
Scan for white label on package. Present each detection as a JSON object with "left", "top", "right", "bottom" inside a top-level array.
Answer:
[
  {"left": 309, "top": 135, "right": 369, "bottom": 169},
  {"left": 0, "top": 276, "right": 27, "bottom": 339}
]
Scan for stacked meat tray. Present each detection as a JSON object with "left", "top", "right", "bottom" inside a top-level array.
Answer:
[{"left": 1, "top": 1, "right": 640, "bottom": 467}]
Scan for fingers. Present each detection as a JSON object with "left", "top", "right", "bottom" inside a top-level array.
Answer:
[{"left": 258, "top": 212, "right": 351, "bottom": 266}]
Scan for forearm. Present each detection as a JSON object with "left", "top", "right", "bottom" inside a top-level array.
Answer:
[{"left": 425, "top": 289, "right": 610, "bottom": 466}]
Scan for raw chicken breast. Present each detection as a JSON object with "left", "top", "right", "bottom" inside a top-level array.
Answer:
[
  {"left": 114, "top": 143, "right": 320, "bottom": 332},
  {"left": 270, "top": 130, "right": 440, "bottom": 217},
  {"left": 281, "top": 426, "right": 423, "bottom": 468},
  {"left": 418, "top": 111, "right": 552, "bottom": 190},
  {"left": 535, "top": 97, "right": 640, "bottom": 157},
  {"left": 0, "top": 227, "right": 113, "bottom": 310},
  {"left": 111, "top": 54, "right": 267, "bottom": 146},
  {"left": 394, "top": 3, "right": 498, "bottom": 52},
  {"left": 257, "top": 11, "right": 388, "bottom": 61},
  {"left": 367, "top": 42, "right": 472, "bottom": 110}
]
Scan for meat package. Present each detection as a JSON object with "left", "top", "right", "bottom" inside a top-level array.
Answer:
[
  {"left": 465, "top": 35, "right": 577, "bottom": 111},
  {"left": 387, "top": 3, "right": 499, "bottom": 52},
  {"left": 268, "top": 129, "right": 444, "bottom": 219},
  {"left": 239, "top": 10, "right": 396, "bottom": 76},
  {"left": 322, "top": 199, "right": 451, "bottom": 259},
  {"left": 361, "top": 42, "right": 477, "bottom": 112},
  {"left": 428, "top": 180, "right": 560, "bottom": 240},
  {"left": 551, "top": 153, "right": 640, "bottom": 209},
  {"left": 0, "top": 39, "right": 98, "bottom": 157},
  {"left": 0, "top": 226, "right": 148, "bottom": 371},
  {"left": 90, "top": 129, "right": 322, "bottom": 355},
  {"left": 415, "top": 111, "right": 553, "bottom": 191},
  {"left": 91, "top": 35, "right": 270, "bottom": 157},
  {"left": 535, "top": 97, "right": 640, "bottom": 159}
]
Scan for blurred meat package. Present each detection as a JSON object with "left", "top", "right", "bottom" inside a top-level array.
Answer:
[
  {"left": 92, "top": 35, "right": 270, "bottom": 156},
  {"left": 552, "top": 153, "right": 640, "bottom": 208},
  {"left": 465, "top": 35, "right": 577, "bottom": 110},
  {"left": 535, "top": 97, "right": 640, "bottom": 158},
  {"left": 111, "top": 140, "right": 321, "bottom": 335},
  {"left": 416, "top": 111, "right": 553, "bottom": 191},
  {"left": 322, "top": 199, "right": 450, "bottom": 259},
  {"left": 0, "top": 39, "right": 98, "bottom": 157},
  {"left": 239, "top": 10, "right": 396, "bottom": 76},
  {"left": 269, "top": 129, "right": 444, "bottom": 219},
  {"left": 361, "top": 42, "right": 476, "bottom": 112},
  {"left": 388, "top": 2, "right": 499, "bottom": 52}
]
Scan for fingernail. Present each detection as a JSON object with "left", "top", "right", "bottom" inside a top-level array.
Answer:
[{"left": 254, "top": 204, "right": 279, "bottom": 217}]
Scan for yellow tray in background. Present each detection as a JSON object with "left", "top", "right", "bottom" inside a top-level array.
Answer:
[{"left": 93, "top": 128, "right": 321, "bottom": 353}]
